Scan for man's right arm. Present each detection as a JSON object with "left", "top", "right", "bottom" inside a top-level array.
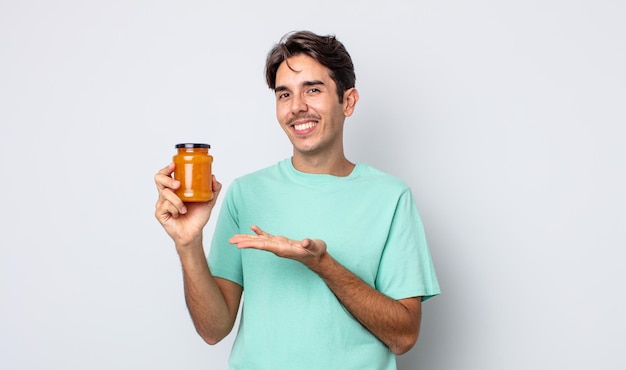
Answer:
[
  {"left": 177, "top": 239, "right": 242, "bottom": 345},
  {"left": 154, "top": 163, "right": 241, "bottom": 344}
]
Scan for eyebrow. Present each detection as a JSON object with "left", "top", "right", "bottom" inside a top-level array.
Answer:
[{"left": 274, "top": 80, "right": 325, "bottom": 92}]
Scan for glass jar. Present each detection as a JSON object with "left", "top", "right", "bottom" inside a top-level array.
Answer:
[{"left": 172, "top": 143, "right": 214, "bottom": 202}]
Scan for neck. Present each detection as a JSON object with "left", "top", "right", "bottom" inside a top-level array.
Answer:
[{"left": 291, "top": 153, "right": 355, "bottom": 177}]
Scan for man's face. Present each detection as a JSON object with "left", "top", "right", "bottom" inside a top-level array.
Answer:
[{"left": 274, "top": 54, "right": 357, "bottom": 158}]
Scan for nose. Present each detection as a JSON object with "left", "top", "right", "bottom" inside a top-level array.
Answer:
[{"left": 291, "top": 94, "right": 308, "bottom": 114}]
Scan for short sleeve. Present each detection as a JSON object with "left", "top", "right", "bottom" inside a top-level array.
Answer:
[
  {"left": 208, "top": 183, "right": 244, "bottom": 286},
  {"left": 375, "top": 189, "right": 440, "bottom": 301}
]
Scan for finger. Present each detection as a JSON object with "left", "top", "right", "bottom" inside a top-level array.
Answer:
[
  {"left": 158, "top": 162, "right": 175, "bottom": 175},
  {"left": 206, "top": 175, "right": 222, "bottom": 205},
  {"left": 229, "top": 233, "right": 270, "bottom": 245},
  {"left": 250, "top": 225, "right": 270, "bottom": 236},
  {"left": 298, "top": 238, "right": 318, "bottom": 256},
  {"left": 156, "top": 186, "right": 187, "bottom": 215},
  {"left": 301, "top": 238, "right": 315, "bottom": 252},
  {"left": 231, "top": 238, "right": 275, "bottom": 250},
  {"left": 211, "top": 175, "right": 222, "bottom": 193},
  {"left": 229, "top": 234, "right": 256, "bottom": 244},
  {"left": 154, "top": 162, "right": 186, "bottom": 214},
  {"left": 154, "top": 163, "right": 180, "bottom": 192},
  {"left": 155, "top": 196, "right": 182, "bottom": 223}
]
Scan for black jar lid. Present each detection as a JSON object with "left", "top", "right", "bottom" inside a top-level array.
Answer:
[{"left": 175, "top": 143, "right": 211, "bottom": 149}]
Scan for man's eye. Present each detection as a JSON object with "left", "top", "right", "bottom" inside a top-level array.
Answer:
[
  {"left": 308, "top": 88, "right": 320, "bottom": 93},
  {"left": 278, "top": 92, "right": 290, "bottom": 99}
]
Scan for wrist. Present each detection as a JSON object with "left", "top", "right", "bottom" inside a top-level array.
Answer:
[
  {"left": 175, "top": 235, "right": 205, "bottom": 258},
  {"left": 306, "top": 250, "right": 333, "bottom": 275}
]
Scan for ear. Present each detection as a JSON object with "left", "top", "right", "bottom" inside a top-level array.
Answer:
[{"left": 343, "top": 88, "right": 359, "bottom": 117}]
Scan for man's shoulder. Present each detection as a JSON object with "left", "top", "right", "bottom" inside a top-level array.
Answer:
[
  {"left": 354, "top": 163, "right": 410, "bottom": 191},
  {"left": 233, "top": 159, "right": 287, "bottom": 184}
]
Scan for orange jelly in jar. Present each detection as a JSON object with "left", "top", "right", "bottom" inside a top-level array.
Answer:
[{"left": 173, "top": 143, "right": 214, "bottom": 202}]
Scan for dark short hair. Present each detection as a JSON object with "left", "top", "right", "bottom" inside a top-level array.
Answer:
[{"left": 265, "top": 31, "right": 356, "bottom": 103}]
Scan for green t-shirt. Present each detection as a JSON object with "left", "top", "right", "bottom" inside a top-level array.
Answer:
[{"left": 209, "top": 158, "right": 440, "bottom": 370}]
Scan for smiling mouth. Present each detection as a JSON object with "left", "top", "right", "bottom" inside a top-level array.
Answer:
[
  {"left": 294, "top": 122, "right": 317, "bottom": 131},
  {"left": 288, "top": 114, "right": 320, "bottom": 134}
]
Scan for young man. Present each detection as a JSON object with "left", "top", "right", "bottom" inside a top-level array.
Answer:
[{"left": 154, "top": 30, "right": 440, "bottom": 370}]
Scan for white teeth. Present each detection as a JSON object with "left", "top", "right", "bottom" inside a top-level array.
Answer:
[{"left": 294, "top": 122, "right": 315, "bottom": 131}]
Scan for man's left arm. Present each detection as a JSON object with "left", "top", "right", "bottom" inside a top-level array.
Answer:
[
  {"left": 229, "top": 225, "right": 421, "bottom": 355},
  {"left": 310, "top": 249, "right": 421, "bottom": 355}
]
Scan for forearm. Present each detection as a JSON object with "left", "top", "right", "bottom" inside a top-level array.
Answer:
[
  {"left": 177, "top": 240, "right": 238, "bottom": 345},
  {"left": 307, "top": 253, "right": 421, "bottom": 355},
  {"left": 229, "top": 228, "right": 422, "bottom": 353}
]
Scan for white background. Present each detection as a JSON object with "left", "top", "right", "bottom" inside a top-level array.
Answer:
[{"left": 1, "top": 1, "right": 625, "bottom": 369}]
